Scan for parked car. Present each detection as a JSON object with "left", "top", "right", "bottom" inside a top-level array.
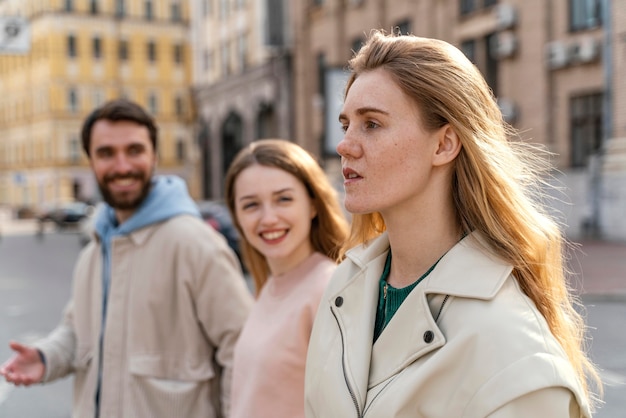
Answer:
[
  {"left": 196, "top": 200, "right": 242, "bottom": 266},
  {"left": 78, "top": 202, "right": 105, "bottom": 246},
  {"left": 38, "top": 201, "right": 93, "bottom": 231}
]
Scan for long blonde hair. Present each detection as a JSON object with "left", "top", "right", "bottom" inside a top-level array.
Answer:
[
  {"left": 225, "top": 139, "right": 349, "bottom": 295},
  {"left": 345, "top": 30, "right": 601, "bottom": 403}
]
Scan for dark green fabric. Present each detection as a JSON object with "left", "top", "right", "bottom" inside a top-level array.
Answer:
[{"left": 373, "top": 251, "right": 440, "bottom": 342}]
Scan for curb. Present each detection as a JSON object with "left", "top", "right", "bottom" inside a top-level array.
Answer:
[{"left": 580, "top": 292, "right": 626, "bottom": 303}]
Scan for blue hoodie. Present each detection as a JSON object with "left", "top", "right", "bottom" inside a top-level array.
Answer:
[{"left": 92, "top": 175, "right": 200, "bottom": 410}]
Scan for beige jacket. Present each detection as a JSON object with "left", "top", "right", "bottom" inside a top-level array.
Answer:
[
  {"left": 35, "top": 215, "right": 253, "bottom": 418},
  {"left": 305, "top": 232, "right": 591, "bottom": 418}
]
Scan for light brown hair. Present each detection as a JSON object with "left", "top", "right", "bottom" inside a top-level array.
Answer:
[{"left": 344, "top": 30, "right": 601, "bottom": 404}]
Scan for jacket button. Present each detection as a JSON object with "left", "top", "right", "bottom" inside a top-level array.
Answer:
[
  {"left": 335, "top": 296, "right": 344, "bottom": 307},
  {"left": 423, "top": 330, "right": 434, "bottom": 343}
]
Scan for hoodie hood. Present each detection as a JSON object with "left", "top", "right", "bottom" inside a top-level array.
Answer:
[{"left": 94, "top": 175, "right": 200, "bottom": 240}]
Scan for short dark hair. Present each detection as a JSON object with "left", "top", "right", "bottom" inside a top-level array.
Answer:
[{"left": 81, "top": 99, "right": 158, "bottom": 157}]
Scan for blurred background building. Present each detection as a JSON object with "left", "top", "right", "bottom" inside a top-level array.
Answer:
[
  {"left": 1, "top": 0, "right": 624, "bottom": 241},
  {"left": 0, "top": 0, "right": 197, "bottom": 212}
]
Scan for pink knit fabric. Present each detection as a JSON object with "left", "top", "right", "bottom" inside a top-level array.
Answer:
[{"left": 230, "top": 252, "right": 336, "bottom": 418}]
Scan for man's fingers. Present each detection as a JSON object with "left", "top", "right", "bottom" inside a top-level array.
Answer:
[{"left": 8, "top": 341, "right": 27, "bottom": 354}]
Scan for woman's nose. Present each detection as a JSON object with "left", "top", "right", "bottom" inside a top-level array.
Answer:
[
  {"left": 259, "top": 205, "right": 279, "bottom": 224},
  {"left": 336, "top": 131, "right": 361, "bottom": 159}
]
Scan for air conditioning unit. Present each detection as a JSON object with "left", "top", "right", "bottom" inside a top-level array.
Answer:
[
  {"left": 570, "top": 36, "right": 601, "bottom": 64},
  {"left": 494, "top": 4, "right": 517, "bottom": 31},
  {"left": 545, "top": 41, "right": 570, "bottom": 70},
  {"left": 492, "top": 31, "right": 518, "bottom": 59},
  {"left": 497, "top": 98, "right": 518, "bottom": 124}
]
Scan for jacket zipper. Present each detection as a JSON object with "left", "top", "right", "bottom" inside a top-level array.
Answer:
[{"left": 331, "top": 307, "right": 363, "bottom": 418}]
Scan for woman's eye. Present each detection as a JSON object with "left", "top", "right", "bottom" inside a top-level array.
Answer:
[
  {"left": 241, "top": 202, "right": 258, "bottom": 210},
  {"left": 278, "top": 196, "right": 293, "bottom": 203}
]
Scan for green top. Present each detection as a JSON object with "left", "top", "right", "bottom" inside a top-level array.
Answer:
[{"left": 373, "top": 251, "right": 440, "bottom": 342}]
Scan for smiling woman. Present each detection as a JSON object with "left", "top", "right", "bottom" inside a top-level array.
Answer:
[{"left": 224, "top": 139, "right": 349, "bottom": 418}]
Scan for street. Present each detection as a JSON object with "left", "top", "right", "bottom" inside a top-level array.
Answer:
[{"left": 0, "top": 229, "right": 624, "bottom": 417}]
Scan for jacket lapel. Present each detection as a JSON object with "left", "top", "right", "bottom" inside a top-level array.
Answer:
[
  {"left": 369, "top": 285, "right": 445, "bottom": 386},
  {"left": 327, "top": 245, "right": 386, "bottom": 414}
]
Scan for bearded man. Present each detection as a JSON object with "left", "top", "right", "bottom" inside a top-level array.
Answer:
[{"left": 0, "top": 99, "right": 253, "bottom": 418}]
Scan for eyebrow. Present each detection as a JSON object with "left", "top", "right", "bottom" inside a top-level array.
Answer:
[
  {"left": 338, "top": 106, "right": 390, "bottom": 122},
  {"left": 238, "top": 187, "right": 294, "bottom": 202}
]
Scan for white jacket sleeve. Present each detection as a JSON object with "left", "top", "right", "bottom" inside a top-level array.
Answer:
[{"left": 487, "top": 387, "right": 588, "bottom": 418}]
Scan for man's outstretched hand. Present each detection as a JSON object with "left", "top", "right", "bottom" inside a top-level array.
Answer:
[{"left": 0, "top": 341, "right": 45, "bottom": 386}]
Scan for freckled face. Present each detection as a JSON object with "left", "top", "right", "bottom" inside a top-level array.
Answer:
[
  {"left": 337, "top": 68, "right": 440, "bottom": 216},
  {"left": 233, "top": 165, "right": 316, "bottom": 276}
]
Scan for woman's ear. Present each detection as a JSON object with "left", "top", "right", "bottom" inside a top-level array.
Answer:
[{"left": 433, "top": 125, "right": 462, "bottom": 166}]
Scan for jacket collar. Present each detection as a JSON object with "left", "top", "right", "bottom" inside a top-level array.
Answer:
[
  {"left": 337, "top": 231, "right": 514, "bottom": 389},
  {"left": 345, "top": 231, "right": 513, "bottom": 300}
]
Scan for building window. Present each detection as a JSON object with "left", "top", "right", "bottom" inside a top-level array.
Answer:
[
  {"left": 202, "top": 0, "right": 212, "bottom": 16},
  {"left": 461, "top": 39, "right": 477, "bottom": 63},
  {"left": 93, "top": 37, "right": 102, "bottom": 59},
  {"left": 118, "top": 40, "right": 129, "bottom": 61},
  {"left": 176, "top": 138, "right": 186, "bottom": 161},
  {"left": 460, "top": 0, "right": 475, "bottom": 15},
  {"left": 219, "top": 0, "right": 229, "bottom": 19},
  {"left": 68, "top": 88, "right": 79, "bottom": 113},
  {"left": 171, "top": 2, "right": 182, "bottom": 22},
  {"left": 221, "top": 42, "right": 230, "bottom": 75},
  {"left": 145, "top": 1, "right": 154, "bottom": 20},
  {"left": 394, "top": 19, "right": 412, "bottom": 36},
  {"left": 148, "top": 93, "right": 158, "bottom": 114},
  {"left": 67, "top": 35, "right": 77, "bottom": 58},
  {"left": 64, "top": 0, "right": 74, "bottom": 12},
  {"left": 90, "top": 0, "right": 99, "bottom": 14},
  {"left": 237, "top": 35, "right": 247, "bottom": 72},
  {"left": 147, "top": 41, "right": 157, "bottom": 62},
  {"left": 173, "top": 43, "right": 183, "bottom": 64},
  {"left": 175, "top": 96, "right": 184, "bottom": 116},
  {"left": 484, "top": 33, "right": 499, "bottom": 97},
  {"left": 351, "top": 37, "right": 365, "bottom": 54},
  {"left": 570, "top": 92, "right": 603, "bottom": 168},
  {"left": 115, "top": 0, "right": 125, "bottom": 18},
  {"left": 203, "top": 49, "right": 211, "bottom": 72},
  {"left": 68, "top": 136, "right": 80, "bottom": 162},
  {"left": 93, "top": 89, "right": 105, "bottom": 107},
  {"left": 570, "top": 0, "right": 601, "bottom": 31}
]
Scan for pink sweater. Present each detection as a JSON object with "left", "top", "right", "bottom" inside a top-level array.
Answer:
[{"left": 230, "top": 252, "right": 336, "bottom": 418}]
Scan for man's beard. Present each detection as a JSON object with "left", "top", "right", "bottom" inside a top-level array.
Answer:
[{"left": 97, "top": 170, "right": 153, "bottom": 211}]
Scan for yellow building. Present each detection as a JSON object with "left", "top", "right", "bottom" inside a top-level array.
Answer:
[{"left": 0, "top": 0, "right": 197, "bottom": 214}]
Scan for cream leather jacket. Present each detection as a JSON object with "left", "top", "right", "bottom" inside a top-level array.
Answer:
[{"left": 305, "top": 232, "right": 591, "bottom": 418}]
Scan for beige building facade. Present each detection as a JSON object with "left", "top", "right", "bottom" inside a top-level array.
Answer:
[
  {"left": 0, "top": 0, "right": 197, "bottom": 213},
  {"left": 190, "top": 0, "right": 292, "bottom": 198}
]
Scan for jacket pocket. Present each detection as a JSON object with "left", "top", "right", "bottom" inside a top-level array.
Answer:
[
  {"left": 72, "top": 345, "right": 93, "bottom": 370},
  {"left": 127, "top": 355, "right": 217, "bottom": 418}
]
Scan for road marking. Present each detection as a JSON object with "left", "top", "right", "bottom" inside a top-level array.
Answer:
[
  {"left": 4, "top": 305, "right": 28, "bottom": 318},
  {"left": 0, "top": 276, "right": 30, "bottom": 290},
  {"left": 0, "top": 380, "right": 14, "bottom": 406}
]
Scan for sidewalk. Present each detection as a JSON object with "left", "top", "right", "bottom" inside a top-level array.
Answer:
[
  {"left": 1, "top": 213, "right": 623, "bottom": 299},
  {"left": 568, "top": 240, "right": 626, "bottom": 302}
]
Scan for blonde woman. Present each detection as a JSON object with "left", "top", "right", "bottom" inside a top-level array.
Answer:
[
  {"left": 305, "top": 30, "right": 601, "bottom": 417},
  {"left": 225, "top": 139, "right": 349, "bottom": 418}
]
